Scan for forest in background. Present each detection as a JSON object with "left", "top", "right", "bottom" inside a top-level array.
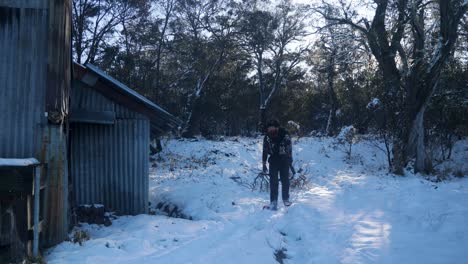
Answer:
[{"left": 72, "top": 0, "right": 467, "bottom": 174}]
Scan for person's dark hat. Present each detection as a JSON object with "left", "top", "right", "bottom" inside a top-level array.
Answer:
[{"left": 266, "top": 119, "right": 280, "bottom": 128}]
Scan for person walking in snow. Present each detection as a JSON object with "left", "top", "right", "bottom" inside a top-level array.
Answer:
[{"left": 262, "top": 119, "right": 293, "bottom": 210}]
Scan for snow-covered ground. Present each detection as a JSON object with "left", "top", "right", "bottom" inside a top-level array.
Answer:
[{"left": 47, "top": 137, "right": 468, "bottom": 264}]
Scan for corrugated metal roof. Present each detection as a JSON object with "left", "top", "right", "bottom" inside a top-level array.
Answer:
[
  {"left": 86, "top": 64, "right": 173, "bottom": 117},
  {"left": 73, "top": 63, "right": 181, "bottom": 135}
]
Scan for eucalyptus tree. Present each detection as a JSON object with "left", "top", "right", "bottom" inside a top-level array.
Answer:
[
  {"left": 315, "top": 0, "right": 468, "bottom": 174},
  {"left": 308, "top": 15, "right": 365, "bottom": 136},
  {"left": 72, "top": 0, "right": 147, "bottom": 64},
  {"left": 239, "top": 0, "right": 310, "bottom": 130},
  {"left": 172, "top": 0, "right": 238, "bottom": 137}
]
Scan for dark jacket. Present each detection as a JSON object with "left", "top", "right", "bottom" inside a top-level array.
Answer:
[{"left": 262, "top": 127, "right": 292, "bottom": 165}]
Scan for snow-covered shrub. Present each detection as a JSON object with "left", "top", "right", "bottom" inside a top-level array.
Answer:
[
  {"left": 366, "top": 97, "right": 381, "bottom": 110},
  {"left": 428, "top": 139, "right": 467, "bottom": 181},
  {"left": 70, "top": 228, "right": 90, "bottom": 246},
  {"left": 427, "top": 127, "right": 457, "bottom": 163},
  {"left": 336, "top": 125, "right": 357, "bottom": 159},
  {"left": 287, "top": 120, "right": 300, "bottom": 130},
  {"left": 309, "top": 130, "right": 326, "bottom": 137},
  {"left": 434, "top": 160, "right": 466, "bottom": 181},
  {"left": 153, "top": 201, "right": 193, "bottom": 220},
  {"left": 287, "top": 120, "right": 301, "bottom": 136},
  {"left": 336, "top": 108, "right": 343, "bottom": 117},
  {"left": 363, "top": 134, "right": 393, "bottom": 172}
]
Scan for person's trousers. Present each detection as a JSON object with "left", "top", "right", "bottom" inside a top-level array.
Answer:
[{"left": 269, "top": 161, "right": 290, "bottom": 202}]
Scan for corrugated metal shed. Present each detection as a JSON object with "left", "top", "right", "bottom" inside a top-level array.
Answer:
[
  {"left": 73, "top": 63, "right": 180, "bottom": 136},
  {"left": 71, "top": 120, "right": 149, "bottom": 215},
  {"left": 71, "top": 63, "right": 178, "bottom": 215},
  {"left": 0, "top": 0, "right": 71, "bottom": 248}
]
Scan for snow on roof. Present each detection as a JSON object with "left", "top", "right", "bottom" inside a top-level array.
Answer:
[{"left": 0, "top": 158, "right": 40, "bottom": 167}]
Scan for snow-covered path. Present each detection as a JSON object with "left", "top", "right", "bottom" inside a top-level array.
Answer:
[{"left": 47, "top": 137, "right": 468, "bottom": 264}]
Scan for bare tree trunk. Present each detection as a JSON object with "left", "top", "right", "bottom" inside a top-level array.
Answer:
[
  {"left": 181, "top": 106, "right": 199, "bottom": 138},
  {"left": 257, "top": 51, "right": 267, "bottom": 132},
  {"left": 408, "top": 105, "right": 432, "bottom": 173},
  {"left": 181, "top": 55, "right": 222, "bottom": 138},
  {"left": 382, "top": 130, "right": 393, "bottom": 170},
  {"left": 260, "top": 107, "right": 267, "bottom": 133},
  {"left": 153, "top": 0, "right": 175, "bottom": 99},
  {"left": 325, "top": 64, "right": 338, "bottom": 136},
  {"left": 326, "top": 109, "right": 337, "bottom": 135},
  {"left": 181, "top": 82, "right": 203, "bottom": 138}
]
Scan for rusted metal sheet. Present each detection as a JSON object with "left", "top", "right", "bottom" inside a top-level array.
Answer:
[
  {"left": 42, "top": 0, "right": 72, "bottom": 247},
  {"left": 70, "top": 119, "right": 150, "bottom": 215},
  {"left": 46, "top": 0, "right": 71, "bottom": 123}
]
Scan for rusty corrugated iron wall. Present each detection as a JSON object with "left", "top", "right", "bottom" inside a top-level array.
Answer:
[
  {"left": 0, "top": 0, "right": 71, "bottom": 247},
  {"left": 70, "top": 81, "right": 150, "bottom": 215},
  {"left": 46, "top": 0, "right": 71, "bottom": 122}
]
